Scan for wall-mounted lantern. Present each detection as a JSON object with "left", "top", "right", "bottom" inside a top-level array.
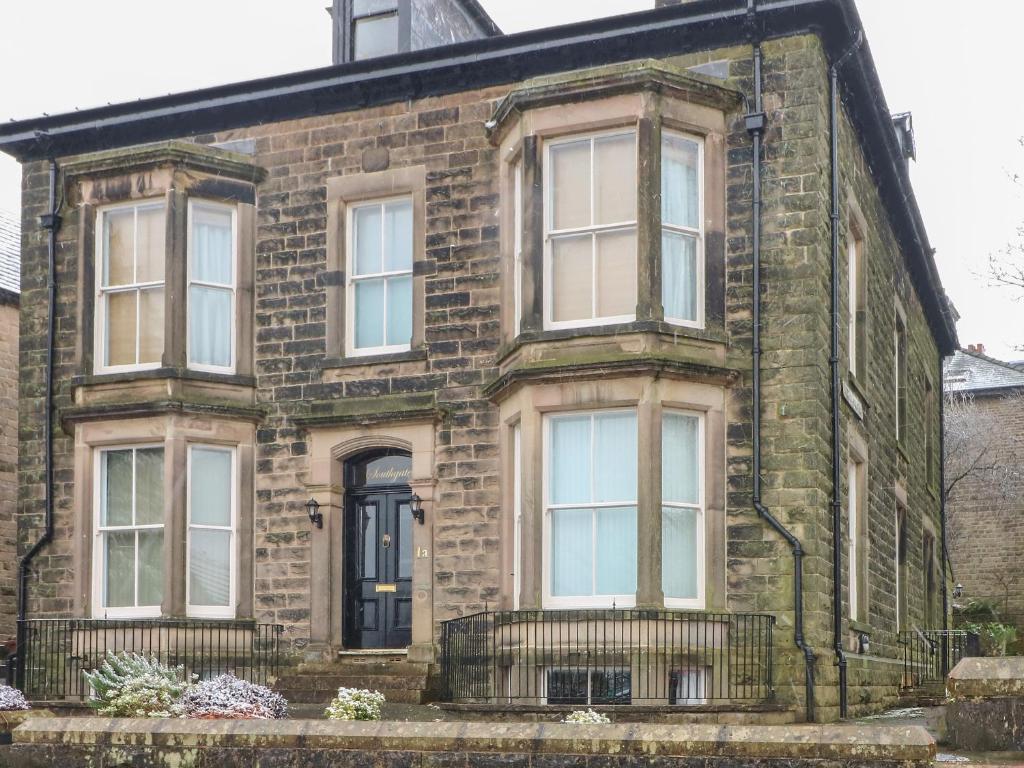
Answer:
[
  {"left": 953, "top": 583, "right": 965, "bottom": 600},
  {"left": 305, "top": 498, "right": 323, "bottom": 529},
  {"left": 409, "top": 494, "right": 425, "bottom": 525}
]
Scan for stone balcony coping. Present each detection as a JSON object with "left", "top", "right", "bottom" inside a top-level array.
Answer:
[
  {"left": 947, "top": 656, "right": 1024, "bottom": 699},
  {"left": 12, "top": 718, "right": 936, "bottom": 764}
]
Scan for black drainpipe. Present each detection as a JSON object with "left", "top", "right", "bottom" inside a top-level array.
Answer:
[
  {"left": 938, "top": 347, "right": 949, "bottom": 630},
  {"left": 14, "top": 157, "right": 60, "bottom": 688},
  {"left": 829, "top": 35, "right": 861, "bottom": 720},
  {"left": 747, "top": 29, "right": 816, "bottom": 722}
]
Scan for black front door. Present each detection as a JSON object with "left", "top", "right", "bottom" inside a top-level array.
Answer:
[{"left": 343, "top": 490, "right": 414, "bottom": 649}]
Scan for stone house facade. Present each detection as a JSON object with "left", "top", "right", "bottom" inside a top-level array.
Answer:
[
  {"left": 0, "top": 0, "right": 957, "bottom": 723},
  {"left": 0, "top": 211, "right": 19, "bottom": 643},
  {"left": 945, "top": 347, "right": 1024, "bottom": 630}
]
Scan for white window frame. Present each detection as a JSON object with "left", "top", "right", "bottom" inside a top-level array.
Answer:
[
  {"left": 513, "top": 422, "right": 522, "bottom": 611},
  {"left": 543, "top": 129, "right": 638, "bottom": 331},
  {"left": 542, "top": 408, "right": 638, "bottom": 609},
  {"left": 662, "top": 409, "right": 706, "bottom": 610},
  {"left": 848, "top": 237, "right": 859, "bottom": 374},
  {"left": 345, "top": 195, "right": 414, "bottom": 357},
  {"left": 186, "top": 199, "right": 238, "bottom": 374},
  {"left": 661, "top": 130, "right": 705, "bottom": 330},
  {"left": 513, "top": 160, "right": 523, "bottom": 337},
  {"left": 91, "top": 444, "right": 165, "bottom": 619},
  {"left": 542, "top": 667, "right": 631, "bottom": 706},
  {"left": 185, "top": 444, "right": 238, "bottom": 619},
  {"left": 671, "top": 666, "right": 709, "bottom": 706},
  {"left": 93, "top": 200, "right": 167, "bottom": 375},
  {"left": 848, "top": 459, "right": 860, "bottom": 622}
]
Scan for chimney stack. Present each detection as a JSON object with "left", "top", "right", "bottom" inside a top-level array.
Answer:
[{"left": 967, "top": 344, "right": 987, "bottom": 355}]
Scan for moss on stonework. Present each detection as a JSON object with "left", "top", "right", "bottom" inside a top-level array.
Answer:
[
  {"left": 61, "top": 140, "right": 266, "bottom": 184},
  {"left": 297, "top": 393, "right": 443, "bottom": 427}
]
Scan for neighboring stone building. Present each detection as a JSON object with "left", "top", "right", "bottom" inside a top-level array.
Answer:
[
  {"left": 945, "top": 346, "right": 1024, "bottom": 630},
  {"left": 0, "top": 0, "right": 958, "bottom": 722},
  {"left": 0, "top": 211, "right": 20, "bottom": 643}
]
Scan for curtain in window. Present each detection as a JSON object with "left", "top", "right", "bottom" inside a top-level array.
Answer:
[
  {"left": 99, "top": 447, "right": 165, "bottom": 611},
  {"left": 662, "top": 134, "right": 700, "bottom": 323},
  {"left": 352, "top": 200, "right": 413, "bottom": 350},
  {"left": 189, "top": 447, "right": 233, "bottom": 609},
  {"left": 549, "top": 412, "right": 637, "bottom": 599},
  {"left": 662, "top": 413, "right": 700, "bottom": 601},
  {"left": 189, "top": 206, "right": 233, "bottom": 368}
]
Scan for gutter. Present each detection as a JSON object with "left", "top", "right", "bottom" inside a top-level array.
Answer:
[
  {"left": 14, "top": 159, "right": 60, "bottom": 687},
  {"left": 747, "top": 15, "right": 816, "bottom": 721},
  {"left": 829, "top": 33, "right": 862, "bottom": 721},
  {"left": 939, "top": 349, "right": 949, "bottom": 634}
]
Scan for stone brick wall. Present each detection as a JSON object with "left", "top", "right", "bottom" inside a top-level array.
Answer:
[
  {"left": 0, "top": 297, "right": 17, "bottom": 640},
  {"left": 947, "top": 390, "right": 1024, "bottom": 629},
  {"left": 13, "top": 32, "right": 947, "bottom": 722}
]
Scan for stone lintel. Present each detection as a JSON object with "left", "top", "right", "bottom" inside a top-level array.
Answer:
[
  {"left": 61, "top": 140, "right": 267, "bottom": 185},
  {"left": 59, "top": 400, "right": 266, "bottom": 434},
  {"left": 487, "top": 59, "right": 744, "bottom": 145},
  {"left": 294, "top": 393, "right": 443, "bottom": 429}
]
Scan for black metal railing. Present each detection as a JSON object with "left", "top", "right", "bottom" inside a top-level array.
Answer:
[
  {"left": 440, "top": 610, "right": 775, "bottom": 705},
  {"left": 899, "top": 629, "right": 979, "bottom": 689},
  {"left": 16, "top": 619, "right": 284, "bottom": 702}
]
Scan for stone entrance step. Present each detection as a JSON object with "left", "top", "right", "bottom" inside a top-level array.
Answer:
[{"left": 274, "top": 653, "right": 432, "bottom": 705}]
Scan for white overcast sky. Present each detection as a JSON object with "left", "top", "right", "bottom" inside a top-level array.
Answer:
[{"left": 1, "top": 0, "right": 1022, "bottom": 357}]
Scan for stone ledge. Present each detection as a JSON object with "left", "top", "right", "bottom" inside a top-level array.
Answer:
[
  {"left": 11, "top": 718, "right": 935, "bottom": 764},
  {"left": 947, "top": 656, "right": 1024, "bottom": 699}
]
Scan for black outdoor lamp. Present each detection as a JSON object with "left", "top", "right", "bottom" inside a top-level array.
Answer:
[
  {"left": 305, "top": 497, "right": 323, "bottom": 529},
  {"left": 409, "top": 494, "right": 425, "bottom": 525}
]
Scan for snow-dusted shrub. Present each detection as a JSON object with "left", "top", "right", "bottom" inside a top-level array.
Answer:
[
  {"left": 82, "top": 652, "right": 194, "bottom": 718},
  {"left": 0, "top": 685, "right": 29, "bottom": 711},
  {"left": 324, "top": 687, "right": 385, "bottom": 721},
  {"left": 176, "top": 675, "right": 288, "bottom": 720},
  {"left": 562, "top": 709, "right": 611, "bottom": 724}
]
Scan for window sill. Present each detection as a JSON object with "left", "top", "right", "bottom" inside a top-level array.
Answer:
[
  {"left": 322, "top": 348, "right": 427, "bottom": 370},
  {"left": 73, "top": 367, "right": 256, "bottom": 390},
  {"left": 510, "top": 320, "right": 727, "bottom": 350}
]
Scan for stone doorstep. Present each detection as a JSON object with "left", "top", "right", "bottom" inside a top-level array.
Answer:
[{"left": 10, "top": 718, "right": 937, "bottom": 764}]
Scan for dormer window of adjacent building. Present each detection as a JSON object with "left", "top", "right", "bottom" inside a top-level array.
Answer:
[{"left": 352, "top": 0, "right": 400, "bottom": 60}]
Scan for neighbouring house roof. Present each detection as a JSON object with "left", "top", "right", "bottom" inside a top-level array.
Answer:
[
  {"left": 944, "top": 348, "right": 1024, "bottom": 395},
  {"left": 0, "top": 209, "right": 19, "bottom": 301},
  {"left": 0, "top": 0, "right": 959, "bottom": 354}
]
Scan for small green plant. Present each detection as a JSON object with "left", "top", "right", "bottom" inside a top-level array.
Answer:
[
  {"left": 324, "top": 687, "right": 385, "bottom": 721},
  {"left": 964, "top": 622, "right": 1018, "bottom": 657},
  {"left": 562, "top": 709, "right": 611, "bottom": 724},
  {"left": 82, "top": 652, "right": 195, "bottom": 718}
]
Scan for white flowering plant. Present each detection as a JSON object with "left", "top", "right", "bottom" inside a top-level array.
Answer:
[
  {"left": 176, "top": 675, "right": 289, "bottom": 720},
  {"left": 0, "top": 685, "right": 29, "bottom": 711},
  {"left": 82, "top": 652, "right": 195, "bottom": 718},
  {"left": 324, "top": 687, "right": 386, "bottom": 721},
  {"left": 562, "top": 709, "right": 611, "bottom": 724}
]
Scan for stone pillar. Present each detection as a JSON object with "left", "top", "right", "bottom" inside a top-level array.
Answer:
[{"left": 408, "top": 478, "right": 436, "bottom": 663}]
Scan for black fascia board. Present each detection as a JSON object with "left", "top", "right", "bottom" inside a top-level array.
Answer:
[{"left": 0, "top": 0, "right": 958, "bottom": 352}]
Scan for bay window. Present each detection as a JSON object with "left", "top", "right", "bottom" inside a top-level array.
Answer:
[
  {"left": 94, "top": 446, "right": 165, "bottom": 617},
  {"left": 96, "top": 203, "right": 166, "bottom": 372},
  {"left": 188, "top": 202, "right": 237, "bottom": 372},
  {"left": 187, "top": 446, "right": 237, "bottom": 618},
  {"left": 347, "top": 197, "right": 414, "bottom": 356},
  {"left": 545, "top": 410, "right": 638, "bottom": 606},
  {"left": 662, "top": 412, "right": 704, "bottom": 607}
]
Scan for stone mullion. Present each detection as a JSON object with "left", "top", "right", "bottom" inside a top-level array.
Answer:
[
  {"left": 519, "top": 136, "right": 544, "bottom": 333},
  {"left": 637, "top": 117, "right": 663, "bottom": 322},
  {"left": 164, "top": 189, "right": 188, "bottom": 370},
  {"left": 635, "top": 393, "right": 664, "bottom": 608},
  {"left": 165, "top": 432, "right": 188, "bottom": 618}
]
